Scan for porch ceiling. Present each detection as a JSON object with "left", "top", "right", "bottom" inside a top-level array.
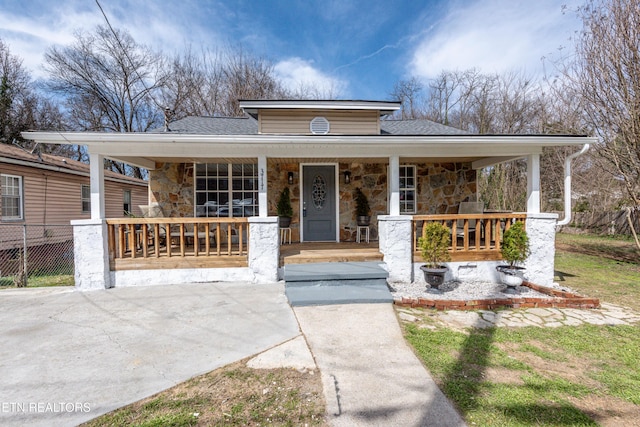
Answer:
[{"left": 134, "top": 156, "right": 484, "bottom": 165}]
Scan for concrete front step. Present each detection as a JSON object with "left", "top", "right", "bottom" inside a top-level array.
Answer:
[
  {"left": 284, "top": 262, "right": 392, "bottom": 306},
  {"left": 285, "top": 280, "right": 393, "bottom": 306},
  {"left": 283, "top": 261, "right": 389, "bottom": 282}
]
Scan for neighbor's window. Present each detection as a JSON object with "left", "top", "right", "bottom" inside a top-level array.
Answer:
[
  {"left": 81, "top": 184, "right": 91, "bottom": 213},
  {"left": 1, "top": 174, "right": 23, "bottom": 220},
  {"left": 399, "top": 165, "right": 416, "bottom": 214},
  {"left": 123, "top": 189, "right": 131, "bottom": 215},
  {"left": 195, "top": 163, "right": 258, "bottom": 217}
]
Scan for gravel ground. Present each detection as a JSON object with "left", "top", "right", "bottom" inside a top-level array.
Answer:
[{"left": 389, "top": 280, "right": 557, "bottom": 301}]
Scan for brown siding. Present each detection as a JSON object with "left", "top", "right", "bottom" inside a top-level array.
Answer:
[
  {"left": 259, "top": 109, "right": 380, "bottom": 134},
  {"left": 0, "top": 162, "right": 147, "bottom": 224}
]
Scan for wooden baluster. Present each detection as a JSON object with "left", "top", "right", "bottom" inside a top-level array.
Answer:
[
  {"left": 205, "top": 222, "right": 211, "bottom": 256},
  {"left": 142, "top": 224, "right": 148, "bottom": 258},
  {"left": 180, "top": 223, "right": 186, "bottom": 257},
  {"left": 194, "top": 222, "right": 199, "bottom": 257},
  {"left": 166, "top": 223, "right": 172, "bottom": 258},
  {"left": 154, "top": 223, "right": 160, "bottom": 257},
  {"left": 216, "top": 223, "right": 221, "bottom": 256},
  {"left": 108, "top": 223, "right": 115, "bottom": 261},
  {"left": 128, "top": 224, "right": 136, "bottom": 258},
  {"left": 227, "top": 223, "right": 232, "bottom": 256},
  {"left": 118, "top": 225, "right": 125, "bottom": 259},
  {"left": 238, "top": 223, "right": 244, "bottom": 255}
]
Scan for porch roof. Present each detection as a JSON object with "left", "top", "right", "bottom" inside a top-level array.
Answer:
[{"left": 21, "top": 129, "right": 597, "bottom": 171}]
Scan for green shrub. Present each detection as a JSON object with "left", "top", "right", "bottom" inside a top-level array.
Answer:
[
  {"left": 418, "top": 222, "right": 451, "bottom": 268},
  {"left": 501, "top": 221, "right": 530, "bottom": 268},
  {"left": 354, "top": 187, "right": 370, "bottom": 217},
  {"left": 276, "top": 187, "right": 293, "bottom": 217}
]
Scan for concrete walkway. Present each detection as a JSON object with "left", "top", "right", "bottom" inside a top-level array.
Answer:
[
  {"left": 0, "top": 283, "right": 300, "bottom": 427},
  {"left": 294, "top": 303, "right": 466, "bottom": 427}
]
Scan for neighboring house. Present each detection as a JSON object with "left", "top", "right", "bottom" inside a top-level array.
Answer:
[
  {"left": 0, "top": 143, "right": 148, "bottom": 256},
  {"left": 23, "top": 100, "right": 596, "bottom": 290}
]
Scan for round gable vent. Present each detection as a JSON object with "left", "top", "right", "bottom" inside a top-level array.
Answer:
[{"left": 310, "top": 116, "right": 330, "bottom": 134}]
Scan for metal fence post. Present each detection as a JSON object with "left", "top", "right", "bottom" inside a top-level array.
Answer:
[{"left": 23, "top": 224, "right": 28, "bottom": 284}]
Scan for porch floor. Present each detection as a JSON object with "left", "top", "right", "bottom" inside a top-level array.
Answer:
[{"left": 279, "top": 242, "right": 383, "bottom": 265}]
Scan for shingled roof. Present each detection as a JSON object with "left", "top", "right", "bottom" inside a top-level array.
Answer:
[
  {"left": 151, "top": 115, "right": 468, "bottom": 136},
  {"left": 0, "top": 144, "right": 147, "bottom": 185}
]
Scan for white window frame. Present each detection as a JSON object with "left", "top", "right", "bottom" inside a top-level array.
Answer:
[
  {"left": 81, "top": 184, "right": 91, "bottom": 214},
  {"left": 1, "top": 174, "right": 24, "bottom": 220},
  {"left": 399, "top": 165, "right": 416, "bottom": 214},
  {"left": 123, "top": 189, "right": 131, "bottom": 215},
  {"left": 194, "top": 163, "right": 259, "bottom": 218}
]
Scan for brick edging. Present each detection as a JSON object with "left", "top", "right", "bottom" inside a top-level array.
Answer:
[{"left": 393, "top": 281, "right": 600, "bottom": 310}]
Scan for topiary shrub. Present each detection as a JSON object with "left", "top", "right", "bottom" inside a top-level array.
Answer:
[{"left": 501, "top": 221, "right": 530, "bottom": 268}]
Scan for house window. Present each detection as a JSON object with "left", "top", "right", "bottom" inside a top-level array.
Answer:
[
  {"left": 195, "top": 163, "right": 258, "bottom": 217},
  {"left": 123, "top": 190, "right": 131, "bottom": 215},
  {"left": 399, "top": 165, "right": 416, "bottom": 214},
  {"left": 1, "top": 174, "right": 23, "bottom": 220},
  {"left": 81, "top": 184, "right": 91, "bottom": 213}
]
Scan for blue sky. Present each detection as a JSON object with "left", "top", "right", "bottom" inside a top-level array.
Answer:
[{"left": 0, "top": 0, "right": 583, "bottom": 100}]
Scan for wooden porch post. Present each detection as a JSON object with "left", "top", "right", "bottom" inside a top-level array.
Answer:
[
  {"left": 258, "top": 155, "right": 267, "bottom": 217},
  {"left": 527, "top": 154, "right": 541, "bottom": 214},
  {"left": 89, "top": 151, "right": 106, "bottom": 220},
  {"left": 389, "top": 155, "right": 400, "bottom": 216}
]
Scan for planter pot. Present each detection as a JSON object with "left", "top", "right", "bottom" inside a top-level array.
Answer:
[
  {"left": 496, "top": 265, "right": 525, "bottom": 287},
  {"left": 278, "top": 216, "right": 292, "bottom": 228},
  {"left": 357, "top": 215, "right": 371, "bottom": 226},
  {"left": 420, "top": 265, "right": 448, "bottom": 288}
]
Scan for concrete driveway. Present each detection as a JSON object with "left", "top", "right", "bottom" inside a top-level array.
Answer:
[{"left": 0, "top": 282, "right": 300, "bottom": 427}]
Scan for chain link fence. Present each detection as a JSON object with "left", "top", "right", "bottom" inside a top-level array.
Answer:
[{"left": 0, "top": 224, "right": 74, "bottom": 287}]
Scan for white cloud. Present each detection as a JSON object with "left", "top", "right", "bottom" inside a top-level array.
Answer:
[
  {"left": 274, "top": 57, "right": 347, "bottom": 97},
  {"left": 410, "top": 0, "right": 582, "bottom": 79}
]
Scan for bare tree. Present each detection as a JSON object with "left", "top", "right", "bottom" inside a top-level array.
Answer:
[
  {"left": 0, "top": 38, "right": 66, "bottom": 156},
  {"left": 563, "top": 0, "right": 640, "bottom": 207},
  {"left": 44, "top": 26, "right": 170, "bottom": 178},
  {"left": 44, "top": 25, "right": 168, "bottom": 134},
  {"left": 390, "top": 77, "right": 424, "bottom": 119}
]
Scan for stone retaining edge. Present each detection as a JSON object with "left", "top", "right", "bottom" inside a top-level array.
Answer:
[{"left": 393, "top": 281, "right": 600, "bottom": 310}]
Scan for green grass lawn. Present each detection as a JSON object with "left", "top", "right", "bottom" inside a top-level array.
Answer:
[{"left": 404, "top": 232, "right": 640, "bottom": 426}]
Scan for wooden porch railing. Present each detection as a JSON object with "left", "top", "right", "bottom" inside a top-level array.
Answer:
[
  {"left": 106, "top": 217, "right": 249, "bottom": 270},
  {"left": 412, "top": 213, "right": 527, "bottom": 261}
]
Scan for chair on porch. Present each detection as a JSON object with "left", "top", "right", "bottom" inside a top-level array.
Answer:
[{"left": 456, "top": 201, "right": 484, "bottom": 241}]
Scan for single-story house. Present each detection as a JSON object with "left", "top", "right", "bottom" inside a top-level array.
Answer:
[
  {"left": 0, "top": 143, "right": 148, "bottom": 277},
  {"left": 22, "top": 100, "right": 595, "bottom": 290}
]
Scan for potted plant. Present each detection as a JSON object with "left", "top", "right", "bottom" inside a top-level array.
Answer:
[
  {"left": 354, "top": 187, "right": 371, "bottom": 226},
  {"left": 276, "top": 187, "right": 293, "bottom": 228},
  {"left": 418, "top": 222, "right": 451, "bottom": 288},
  {"left": 496, "top": 221, "right": 530, "bottom": 287}
]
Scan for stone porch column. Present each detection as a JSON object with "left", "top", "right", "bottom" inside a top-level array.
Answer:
[
  {"left": 378, "top": 215, "right": 413, "bottom": 283},
  {"left": 248, "top": 216, "right": 279, "bottom": 283},
  {"left": 71, "top": 219, "right": 112, "bottom": 290},
  {"left": 524, "top": 213, "right": 558, "bottom": 286}
]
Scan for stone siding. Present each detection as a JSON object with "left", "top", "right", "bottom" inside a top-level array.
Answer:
[{"left": 149, "top": 160, "right": 477, "bottom": 242}]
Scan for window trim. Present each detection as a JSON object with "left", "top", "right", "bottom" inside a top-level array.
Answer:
[
  {"left": 123, "top": 189, "right": 132, "bottom": 216},
  {"left": 194, "top": 162, "right": 259, "bottom": 218},
  {"left": 1, "top": 174, "right": 24, "bottom": 221},
  {"left": 399, "top": 165, "right": 417, "bottom": 214},
  {"left": 81, "top": 184, "right": 91, "bottom": 214}
]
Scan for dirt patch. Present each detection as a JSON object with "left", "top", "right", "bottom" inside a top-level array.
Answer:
[
  {"left": 567, "top": 394, "right": 640, "bottom": 427},
  {"left": 556, "top": 241, "right": 640, "bottom": 265},
  {"left": 83, "top": 360, "right": 328, "bottom": 426},
  {"left": 482, "top": 367, "right": 525, "bottom": 385}
]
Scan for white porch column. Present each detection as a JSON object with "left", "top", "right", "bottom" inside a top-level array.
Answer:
[
  {"left": 258, "top": 155, "right": 268, "bottom": 217},
  {"left": 378, "top": 215, "right": 412, "bottom": 283},
  {"left": 389, "top": 155, "right": 400, "bottom": 216},
  {"left": 524, "top": 213, "right": 558, "bottom": 286},
  {"left": 89, "top": 152, "right": 106, "bottom": 220},
  {"left": 71, "top": 219, "right": 112, "bottom": 290},
  {"left": 248, "top": 216, "right": 279, "bottom": 282},
  {"left": 526, "top": 154, "right": 541, "bottom": 214}
]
